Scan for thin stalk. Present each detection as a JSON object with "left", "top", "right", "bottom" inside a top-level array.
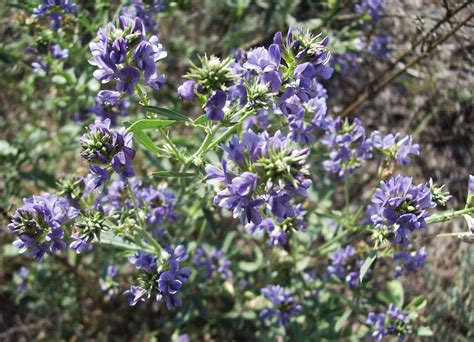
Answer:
[
  {"left": 126, "top": 178, "right": 163, "bottom": 253},
  {"left": 202, "top": 106, "right": 254, "bottom": 155},
  {"left": 344, "top": 176, "right": 350, "bottom": 213},
  {"left": 426, "top": 207, "right": 474, "bottom": 224}
]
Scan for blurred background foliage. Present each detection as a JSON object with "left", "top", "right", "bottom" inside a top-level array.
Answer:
[{"left": 0, "top": 0, "right": 472, "bottom": 340}]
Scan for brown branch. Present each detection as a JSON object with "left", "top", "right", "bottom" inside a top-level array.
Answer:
[{"left": 338, "top": 4, "right": 473, "bottom": 117}]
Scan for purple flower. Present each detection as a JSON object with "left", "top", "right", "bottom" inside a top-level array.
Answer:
[
  {"left": 84, "top": 165, "right": 110, "bottom": 192},
  {"left": 124, "top": 286, "right": 147, "bottom": 306},
  {"left": 80, "top": 119, "right": 136, "bottom": 179},
  {"left": 97, "top": 90, "right": 122, "bottom": 105},
  {"left": 193, "top": 247, "right": 233, "bottom": 280},
  {"left": 129, "top": 251, "right": 157, "bottom": 271},
  {"left": 32, "top": 0, "right": 77, "bottom": 30},
  {"left": 321, "top": 117, "right": 373, "bottom": 177},
  {"left": 139, "top": 185, "right": 178, "bottom": 226},
  {"left": 122, "top": 0, "right": 164, "bottom": 32},
  {"left": 117, "top": 67, "right": 141, "bottom": 94},
  {"left": 260, "top": 285, "right": 302, "bottom": 327},
  {"left": 370, "top": 131, "right": 419, "bottom": 166},
  {"left": 393, "top": 248, "right": 427, "bottom": 278},
  {"left": 107, "top": 265, "right": 118, "bottom": 278},
  {"left": 371, "top": 175, "right": 436, "bottom": 246},
  {"left": 50, "top": 44, "right": 69, "bottom": 60},
  {"left": 367, "top": 304, "right": 409, "bottom": 341},
  {"left": 69, "top": 233, "right": 92, "bottom": 254},
  {"left": 8, "top": 194, "right": 78, "bottom": 259},
  {"left": 368, "top": 36, "right": 391, "bottom": 59},
  {"left": 205, "top": 89, "right": 227, "bottom": 120},
  {"left": 177, "top": 80, "right": 196, "bottom": 101},
  {"left": 243, "top": 45, "right": 280, "bottom": 74},
  {"left": 326, "top": 246, "right": 363, "bottom": 289},
  {"left": 89, "top": 16, "right": 167, "bottom": 95},
  {"left": 32, "top": 57, "right": 49, "bottom": 74},
  {"left": 355, "top": 0, "right": 386, "bottom": 20}
]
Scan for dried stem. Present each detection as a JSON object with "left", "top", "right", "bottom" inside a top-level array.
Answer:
[{"left": 338, "top": 1, "right": 473, "bottom": 117}]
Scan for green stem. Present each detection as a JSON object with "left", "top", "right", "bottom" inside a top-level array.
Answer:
[
  {"left": 316, "top": 230, "right": 352, "bottom": 256},
  {"left": 203, "top": 107, "right": 254, "bottom": 154},
  {"left": 135, "top": 84, "right": 185, "bottom": 162},
  {"left": 126, "top": 178, "right": 163, "bottom": 254},
  {"left": 426, "top": 207, "right": 474, "bottom": 224},
  {"left": 99, "top": 233, "right": 155, "bottom": 253},
  {"left": 344, "top": 176, "right": 350, "bottom": 214}
]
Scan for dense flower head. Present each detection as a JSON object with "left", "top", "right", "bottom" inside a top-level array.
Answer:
[
  {"left": 366, "top": 304, "right": 410, "bottom": 341},
  {"left": 138, "top": 184, "right": 178, "bottom": 227},
  {"left": 370, "top": 175, "right": 436, "bottom": 246},
  {"left": 70, "top": 210, "right": 108, "bottom": 254},
  {"left": 125, "top": 245, "right": 192, "bottom": 310},
  {"left": 326, "top": 246, "right": 364, "bottom": 289},
  {"left": 260, "top": 285, "right": 302, "bottom": 327},
  {"left": 393, "top": 248, "right": 427, "bottom": 278},
  {"left": 32, "top": 0, "right": 77, "bottom": 30},
  {"left": 80, "top": 118, "right": 136, "bottom": 179},
  {"left": 193, "top": 247, "right": 233, "bottom": 280},
  {"left": 370, "top": 131, "right": 419, "bottom": 166},
  {"left": 8, "top": 194, "right": 78, "bottom": 260},
  {"left": 206, "top": 129, "right": 310, "bottom": 245},
  {"left": 122, "top": 0, "right": 164, "bottom": 32},
  {"left": 89, "top": 16, "right": 167, "bottom": 95},
  {"left": 321, "top": 117, "right": 373, "bottom": 177}
]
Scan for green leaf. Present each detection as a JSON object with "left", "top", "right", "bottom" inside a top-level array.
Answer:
[
  {"left": 387, "top": 280, "right": 404, "bottom": 308},
  {"left": 193, "top": 114, "right": 208, "bottom": 125},
  {"left": 133, "top": 130, "right": 162, "bottom": 154},
  {"left": 149, "top": 171, "right": 197, "bottom": 178},
  {"left": 238, "top": 245, "right": 264, "bottom": 272},
  {"left": 334, "top": 309, "right": 352, "bottom": 332},
  {"left": 406, "top": 295, "right": 427, "bottom": 311},
  {"left": 128, "top": 119, "right": 177, "bottom": 132},
  {"left": 417, "top": 326, "right": 433, "bottom": 336},
  {"left": 359, "top": 250, "right": 377, "bottom": 283},
  {"left": 222, "top": 231, "right": 236, "bottom": 253},
  {"left": 141, "top": 105, "right": 189, "bottom": 121}
]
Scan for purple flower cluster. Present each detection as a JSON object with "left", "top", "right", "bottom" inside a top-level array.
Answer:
[
  {"left": 366, "top": 304, "right": 409, "bottom": 341},
  {"left": 89, "top": 16, "right": 167, "bottom": 98},
  {"left": 80, "top": 118, "right": 136, "bottom": 183},
  {"left": 326, "top": 246, "right": 363, "bottom": 289},
  {"left": 122, "top": 0, "right": 164, "bottom": 32},
  {"left": 179, "top": 28, "right": 332, "bottom": 125},
  {"left": 30, "top": 44, "right": 69, "bottom": 75},
  {"left": 260, "top": 285, "right": 302, "bottom": 327},
  {"left": 370, "top": 175, "right": 436, "bottom": 246},
  {"left": 355, "top": 0, "right": 386, "bottom": 20},
  {"left": 193, "top": 247, "right": 233, "bottom": 280},
  {"left": 367, "top": 36, "right": 391, "bottom": 59},
  {"left": 82, "top": 96, "right": 130, "bottom": 125},
  {"left": 100, "top": 265, "right": 119, "bottom": 299},
  {"left": 124, "top": 245, "right": 192, "bottom": 310},
  {"left": 393, "top": 248, "right": 427, "bottom": 278},
  {"left": 8, "top": 194, "right": 79, "bottom": 260},
  {"left": 370, "top": 131, "right": 419, "bottom": 166},
  {"left": 205, "top": 129, "right": 310, "bottom": 246},
  {"left": 32, "top": 0, "right": 77, "bottom": 30},
  {"left": 321, "top": 117, "right": 373, "bottom": 177}
]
